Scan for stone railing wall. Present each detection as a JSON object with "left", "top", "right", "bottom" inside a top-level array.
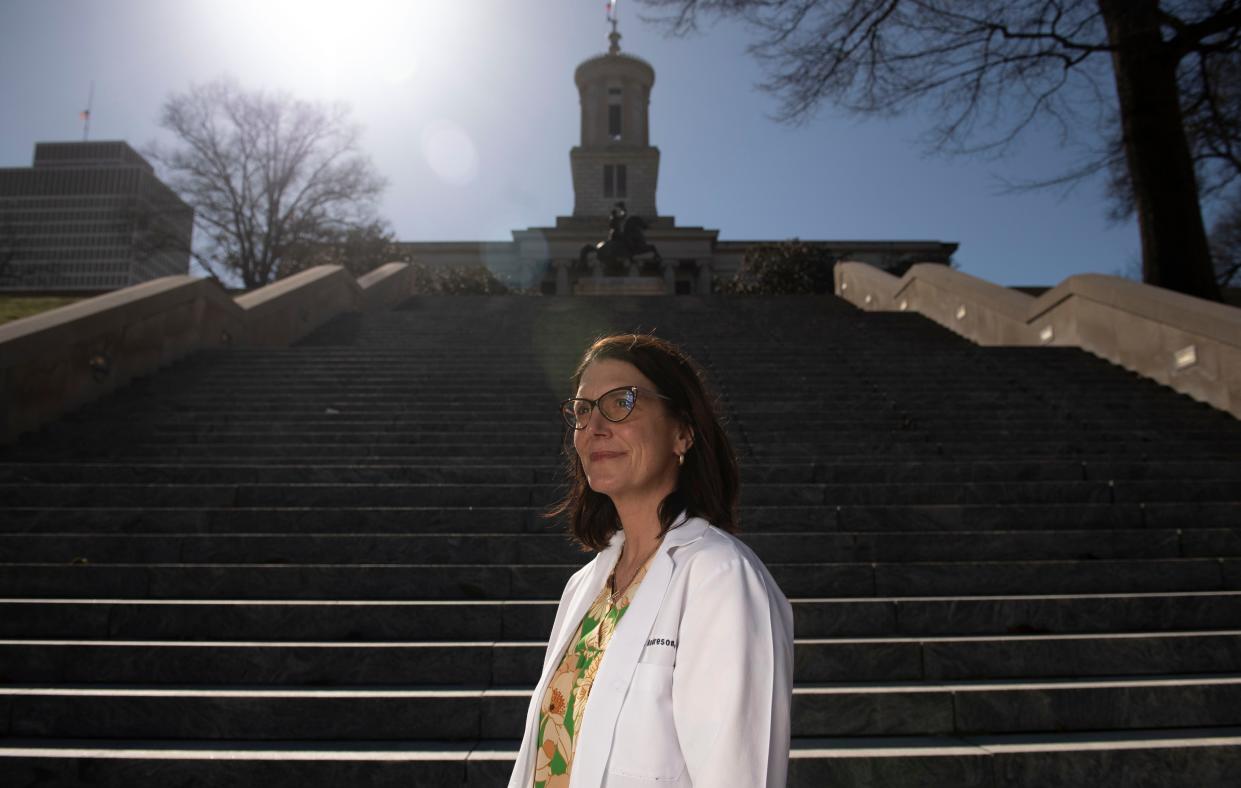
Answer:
[
  {"left": 0, "top": 262, "right": 415, "bottom": 444},
  {"left": 835, "top": 261, "right": 1241, "bottom": 420}
]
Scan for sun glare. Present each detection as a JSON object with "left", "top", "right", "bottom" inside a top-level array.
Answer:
[{"left": 229, "top": 0, "right": 472, "bottom": 91}]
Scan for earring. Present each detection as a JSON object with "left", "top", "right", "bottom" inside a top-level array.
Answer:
[{"left": 677, "top": 453, "right": 684, "bottom": 466}]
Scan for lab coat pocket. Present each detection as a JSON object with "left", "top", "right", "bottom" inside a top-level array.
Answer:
[{"left": 608, "top": 663, "right": 686, "bottom": 783}]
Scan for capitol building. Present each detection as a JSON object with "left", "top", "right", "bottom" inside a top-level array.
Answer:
[{"left": 398, "top": 22, "right": 957, "bottom": 295}]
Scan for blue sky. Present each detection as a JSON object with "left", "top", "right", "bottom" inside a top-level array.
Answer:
[{"left": 0, "top": 0, "right": 1145, "bottom": 286}]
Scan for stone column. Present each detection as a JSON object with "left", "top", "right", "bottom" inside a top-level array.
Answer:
[
  {"left": 661, "top": 258, "right": 676, "bottom": 294},
  {"left": 554, "top": 259, "right": 570, "bottom": 296},
  {"left": 695, "top": 260, "right": 712, "bottom": 294}
]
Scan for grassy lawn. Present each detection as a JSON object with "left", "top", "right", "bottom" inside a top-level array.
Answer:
[{"left": 0, "top": 295, "right": 90, "bottom": 327}]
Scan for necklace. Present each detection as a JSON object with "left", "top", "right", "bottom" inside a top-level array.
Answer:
[
  {"left": 608, "top": 535, "right": 664, "bottom": 606},
  {"left": 587, "top": 535, "right": 664, "bottom": 653}
]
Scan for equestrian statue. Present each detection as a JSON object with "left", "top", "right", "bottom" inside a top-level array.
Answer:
[{"left": 579, "top": 201, "right": 663, "bottom": 274}]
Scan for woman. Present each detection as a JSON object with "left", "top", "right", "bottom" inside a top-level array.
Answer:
[{"left": 509, "top": 333, "right": 794, "bottom": 788}]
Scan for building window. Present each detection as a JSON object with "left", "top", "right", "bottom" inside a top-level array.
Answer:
[
  {"left": 608, "top": 87, "right": 622, "bottom": 140},
  {"left": 603, "top": 164, "right": 627, "bottom": 199}
]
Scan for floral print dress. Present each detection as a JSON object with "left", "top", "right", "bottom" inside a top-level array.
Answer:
[{"left": 533, "top": 557, "right": 655, "bottom": 788}]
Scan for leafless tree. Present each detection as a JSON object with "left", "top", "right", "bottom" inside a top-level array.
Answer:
[
  {"left": 638, "top": 0, "right": 1241, "bottom": 302},
  {"left": 1100, "top": 41, "right": 1241, "bottom": 223},
  {"left": 1211, "top": 197, "right": 1241, "bottom": 287},
  {"left": 149, "top": 77, "right": 387, "bottom": 289}
]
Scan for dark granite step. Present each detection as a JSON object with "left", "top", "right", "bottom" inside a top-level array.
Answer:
[
  {"left": 0, "top": 503, "right": 1230, "bottom": 538},
  {"left": 0, "top": 558, "right": 1234, "bottom": 599},
  {"left": 6, "top": 677, "right": 1241, "bottom": 740},
  {"left": 0, "top": 528, "right": 1204, "bottom": 564},
  {"left": 4, "top": 479, "right": 1180, "bottom": 508},
  {"left": 3, "top": 631, "right": 1237, "bottom": 685},
  {"left": 12, "top": 729, "right": 1241, "bottom": 788},
  {"left": 7, "top": 592, "right": 1241, "bottom": 642},
  {"left": 9, "top": 459, "right": 1237, "bottom": 486},
  {"left": 0, "top": 506, "right": 539, "bottom": 535}
]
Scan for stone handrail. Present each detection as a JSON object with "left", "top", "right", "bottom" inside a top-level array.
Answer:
[
  {"left": 835, "top": 261, "right": 1241, "bottom": 419},
  {"left": 0, "top": 262, "right": 414, "bottom": 444},
  {"left": 233, "top": 266, "right": 362, "bottom": 349},
  {"left": 357, "top": 262, "right": 414, "bottom": 312}
]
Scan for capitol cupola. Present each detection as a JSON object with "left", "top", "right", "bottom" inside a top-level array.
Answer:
[{"left": 570, "top": 14, "right": 660, "bottom": 219}]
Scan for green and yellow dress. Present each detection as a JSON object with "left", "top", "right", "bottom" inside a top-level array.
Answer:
[{"left": 533, "top": 556, "right": 655, "bottom": 788}]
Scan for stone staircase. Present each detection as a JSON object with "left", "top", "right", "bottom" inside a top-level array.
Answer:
[{"left": 2, "top": 294, "right": 1241, "bottom": 786}]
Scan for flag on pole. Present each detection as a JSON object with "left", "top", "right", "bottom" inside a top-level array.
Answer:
[
  {"left": 606, "top": 0, "right": 617, "bottom": 21},
  {"left": 81, "top": 81, "right": 94, "bottom": 141}
]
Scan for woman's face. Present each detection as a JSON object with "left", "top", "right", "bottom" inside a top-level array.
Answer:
[{"left": 573, "top": 359, "right": 692, "bottom": 506}]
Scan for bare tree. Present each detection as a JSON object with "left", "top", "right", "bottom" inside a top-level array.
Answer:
[
  {"left": 1182, "top": 45, "right": 1241, "bottom": 203},
  {"left": 639, "top": 0, "right": 1241, "bottom": 302},
  {"left": 1211, "top": 195, "right": 1241, "bottom": 288},
  {"left": 149, "top": 78, "right": 387, "bottom": 289}
]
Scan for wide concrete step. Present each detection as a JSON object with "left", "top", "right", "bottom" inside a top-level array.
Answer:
[
  {"left": 751, "top": 441, "right": 1241, "bottom": 460},
  {"left": 54, "top": 441, "right": 1212, "bottom": 462},
  {"left": 7, "top": 592, "right": 1241, "bottom": 641},
  {"left": 6, "top": 460, "right": 1238, "bottom": 485},
  {"left": 2, "top": 528, "right": 1228, "bottom": 564},
  {"left": 124, "top": 370, "right": 1214, "bottom": 389},
  {"left": 2, "top": 631, "right": 1238, "bottom": 685},
  {"left": 123, "top": 360, "right": 1171, "bottom": 376},
  {"left": 6, "top": 676, "right": 1241, "bottom": 739},
  {"left": 127, "top": 431, "right": 568, "bottom": 447},
  {"left": 73, "top": 400, "right": 1230, "bottom": 426},
  {"left": 44, "top": 443, "right": 563, "bottom": 460},
  {"left": 116, "top": 404, "right": 1229, "bottom": 422},
  {"left": 5, "top": 729, "right": 1241, "bottom": 787},
  {"left": 0, "top": 463, "right": 562, "bottom": 485},
  {"left": 1, "top": 558, "right": 1236, "bottom": 599},
  {"left": 793, "top": 675, "right": 1241, "bottom": 736},
  {"left": 0, "top": 739, "right": 515, "bottom": 787},
  {"left": 36, "top": 410, "right": 1228, "bottom": 440},
  {"left": 5, "top": 479, "right": 1233, "bottom": 507},
  {"left": 97, "top": 404, "right": 1226, "bottom": 430},
  {"left": 3, "top": 502, "right": 1232, "bottom": 535},
  {"left": 65, "top": 388, "right": 1237, "bottom": 412},
  {"left": 68, "top": 443, "right": 1213, "bottom": 463}
]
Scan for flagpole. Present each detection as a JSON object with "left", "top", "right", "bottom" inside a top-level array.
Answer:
[{"left": 82, "top": 81, "right": 94, "bottom": 141}]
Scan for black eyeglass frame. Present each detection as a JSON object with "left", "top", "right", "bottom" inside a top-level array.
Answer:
[{"left": 559, "top": 385, "right": 672, "bottom": 430}]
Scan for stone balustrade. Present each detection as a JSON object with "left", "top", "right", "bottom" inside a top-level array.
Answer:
[
  {"left": 835, "top": 261, "right": 1241, "bottom": 419},
  {"left": 0, "top": 262, "right": 414, "bottom": 444}
]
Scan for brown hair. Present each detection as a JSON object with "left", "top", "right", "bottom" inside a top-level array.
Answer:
[{"left": 545, "top": 333, "right": 740, "bottom": 551}]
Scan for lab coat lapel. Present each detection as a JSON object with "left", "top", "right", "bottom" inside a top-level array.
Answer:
[
  {"left": 544, "top": 544, "right": 619, "bottom": 679},
  {"left": 570, "top": 515, "right": 707, "bottom": 788},
  {"left": 513, "top": 539, "right": 620, "bottom": 788}
]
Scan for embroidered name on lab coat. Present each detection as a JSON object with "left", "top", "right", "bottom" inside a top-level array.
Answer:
[{"left": 646, "top": 637, "right": 677, "bottom": 648}]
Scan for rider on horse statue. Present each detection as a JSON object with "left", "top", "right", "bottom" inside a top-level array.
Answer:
[
  {"left": 582, "top": 200, "right": 663, "bottom": 274},
  {"left": 607, "top": 202, "right": 627, "bottom": 241}
]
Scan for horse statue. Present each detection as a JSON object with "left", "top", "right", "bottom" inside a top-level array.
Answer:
[{"left": 580, "top": 203, "right": 663, "bottom": 274}]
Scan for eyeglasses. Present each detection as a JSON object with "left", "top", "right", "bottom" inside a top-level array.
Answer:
[{"left": 560, "top": 385, "right": 671, "bottom": 430}]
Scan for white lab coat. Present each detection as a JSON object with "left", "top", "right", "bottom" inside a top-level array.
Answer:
[{"left": 508, "top": 511, "right": 795, "bottom": 788}]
